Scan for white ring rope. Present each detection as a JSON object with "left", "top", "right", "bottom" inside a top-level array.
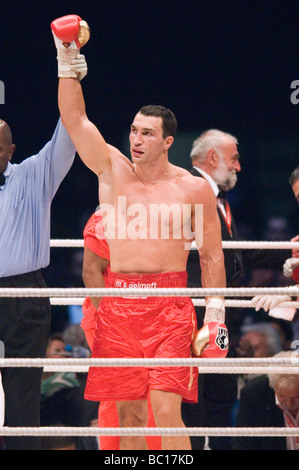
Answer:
[
  {"left": 0, "top": 357, "right": 298, "bottom": 375},
  {"left": 2, "top": 357, "right": 298, "bottom": 374},
  {"left": 0, "top": 286, "right": 299, "bottom": 298},
  {"left": 48, "top": 298, "right": 299, "bottom": 309},
  {"left": 0, "top": 426, "right": 298, "bottom": 437},
  {"left": 50, "top": 239, "right": 299, "bottom": 250}
]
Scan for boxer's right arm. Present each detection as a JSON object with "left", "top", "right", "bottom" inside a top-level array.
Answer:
[
  {"left": 58, "top": 78, "right": 111, "bottom": 176},
  {"left": 51, "top": 15, "right": 112, "bottom": 176}
]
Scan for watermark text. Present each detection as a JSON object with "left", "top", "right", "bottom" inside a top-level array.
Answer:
[
  {"left": 0, "top": 341, "right": 4, "bottom": 359},
  {"left": 94, "top": 197, "right": 203, "bottom": 249},
  {"left": 0, "top": 81, "right": 4, "bottom": 104},
  {"left": 290, "top": 80, "right": 299, "bottom": 105}
]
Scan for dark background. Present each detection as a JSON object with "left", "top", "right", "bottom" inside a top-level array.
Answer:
[{"left": 1, "top": 1, "right": 299, "bottom": 300}]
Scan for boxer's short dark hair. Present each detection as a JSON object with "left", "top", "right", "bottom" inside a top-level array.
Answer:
[{"left": 138, "top": 105, "right": 177, "bottom": 139}]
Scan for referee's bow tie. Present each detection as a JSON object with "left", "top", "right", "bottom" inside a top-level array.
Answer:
[{"left": 0, "top": 173, "right": 5, "bottom": 186}]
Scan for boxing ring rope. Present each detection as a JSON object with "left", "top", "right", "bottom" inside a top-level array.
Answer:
[
  {"left": 50, "top": 239, "right": 299, "bottom": 249},
  {"left": 49, "top": 297, "right": 299, "bottom": 309},
  {"left": 0, "top": 426, "right": 298, "bottom": 438},
  {"left": 0, "top": 356, "right": 298, "bottom": 436},
  {"left": 0, "top": 286, "right": 299, "bottom": 298},
  {"left": 1, "top": 239, "right": 299, "bottom": 440},
  {"left": 0, "top": 357, "right": 298, "bottom": 375}
]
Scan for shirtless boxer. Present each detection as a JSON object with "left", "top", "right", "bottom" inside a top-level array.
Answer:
[{"left": 51, "top": 15, "right": 227, "bottom": 450}]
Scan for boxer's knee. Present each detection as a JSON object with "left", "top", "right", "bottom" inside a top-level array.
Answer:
[
  {"left": 150, "top": 390, "right": 184, "bottom": 427},
  {"left": 116, "top": 399, "right": 148, "bottom": 427}
]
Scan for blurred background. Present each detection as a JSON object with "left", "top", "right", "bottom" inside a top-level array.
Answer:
[{"left": 1, "top": 1, "right": 299, "bottom": 329}]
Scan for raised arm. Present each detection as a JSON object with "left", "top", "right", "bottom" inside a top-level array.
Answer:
[
  {"left": 58, "top": 78, "right": 110, "bottom": 175},
  {"left": 51, "top": 14, "right": 111, "bottom": 176}
]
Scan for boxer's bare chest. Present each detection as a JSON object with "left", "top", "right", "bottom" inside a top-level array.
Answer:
[{"left": 100, "top": 164, "right": 195, "bottom": 241}]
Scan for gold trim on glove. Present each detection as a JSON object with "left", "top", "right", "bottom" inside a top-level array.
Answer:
[
  {"left": 78, "top": 21, "right": 90, "bottom": 47},
  {"left": 192, "top": 324, "right": 209, "bottom": 356}
]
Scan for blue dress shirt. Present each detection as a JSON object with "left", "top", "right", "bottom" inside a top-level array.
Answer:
[{"left": 0, "top": 119, "right": 76, "bottom": 277}]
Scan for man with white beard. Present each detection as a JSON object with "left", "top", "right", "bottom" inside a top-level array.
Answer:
[{"left": 183, "top": 129, "right": 292, "bottom": 450}]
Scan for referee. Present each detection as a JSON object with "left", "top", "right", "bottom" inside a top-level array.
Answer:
[{"left": 0, "top": 118, "right": 76, "bottom": 450}]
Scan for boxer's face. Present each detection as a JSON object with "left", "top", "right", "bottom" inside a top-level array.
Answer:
[
  {"left": 129, "top": 113, "right": 173, "bottom": 164},
  {"left": 0, "top": 131, "right": 15, "bottom": 174}
]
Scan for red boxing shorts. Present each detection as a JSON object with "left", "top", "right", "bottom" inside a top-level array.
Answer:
[{"left": 84, "top": 271, "right": 198, "bottom": 403}]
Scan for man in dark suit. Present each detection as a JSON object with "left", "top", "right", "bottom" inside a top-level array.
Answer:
[
  {"left": 182, "top": 129, "right": 292, "bottom": 450},
  {"left": 232, "top": 351, "right": 299, "bottom": 450},
  {"left": 187, "top": 129, "right": 290, "bottom": 291}
]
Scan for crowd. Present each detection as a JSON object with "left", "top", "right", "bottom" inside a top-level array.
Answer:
[{"left": 0, "top": 14, "right": 298, "bottom": 451}]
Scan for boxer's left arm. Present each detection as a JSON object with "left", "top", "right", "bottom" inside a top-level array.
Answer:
[
  {"left": 193, "top": 179, "right": 226, "bottom": 291},
  {"left": 192, "top": 181, "right": 228, "bottom": 357}
]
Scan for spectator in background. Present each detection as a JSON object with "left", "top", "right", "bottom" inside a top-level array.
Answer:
[
  {"left": 63, "top": 323, "right": 91, "bottom": 357},
  {"left": 236, "top": 322, "right": 282, "bottom": 359},
  {"left": 183, "top": 129, "right": 291, "bottom": 450},
  {"left": 232, "top": 351, "right": 299, "bottom": 450},
  {"left": 40, "top": 432, "right": 95, "bottom": 451},
  {"left": 246, "top": 215, "right": 293, "bottom": 290},
  {"left": 232, "top": 321, "right": 283, "bottom": 428},
  {"left": 41, "top": 435, "right": 77, "bottom": 451},
  {"left": 40, "top": 333, "right": 98, "bottom": 450},
  {"left": 266, "top": 317, "right": 294, "bottom": 351},
  {"left": 40, "top": 333, "right": 92, "bottom": 427},
  {"left": 251, "top": 165, "right": 299, "bottom": 341},
  {"left": 62, "top": 324, "right": 99, "bottom": 428}
]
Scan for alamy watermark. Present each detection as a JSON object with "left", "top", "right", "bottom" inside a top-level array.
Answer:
[
  {"left": 94, "top": 197, "right": 203, "bottom": 249},
  {"left": 0, "top": 341, "right": 4, "bottom": 359},
  {"left": 290, "top": 80, "right": 299, "bottom": 105},
  {"left": 0, "top": 81, "right": 4, "bottom": 104}
]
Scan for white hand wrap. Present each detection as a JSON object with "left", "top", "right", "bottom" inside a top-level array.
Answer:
[
  {"left": 204, "top": 297, "right": 225, "bottom": 324},
  {"left": 283, "top": 258, "right": 299, "bottom": 278},
  {"left": 52, "top": 32, "right": 79, "bottom": 78},
  {"left": 70, "top": 54, "right": 88, "bottom": 81}
]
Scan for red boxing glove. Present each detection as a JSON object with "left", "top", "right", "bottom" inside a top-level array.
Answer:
[
  {"left": 51, "top": 14, "right": 90, "bottom": 48},
  {"left": 192, "top": 321, "right": 229, "bottom": 358},
  {"left": 51, "top": 14, "right": 90, "bottom": 79}
]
